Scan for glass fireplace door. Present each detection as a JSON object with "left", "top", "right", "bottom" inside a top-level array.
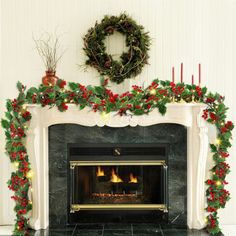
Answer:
[{"left": 69, "top": 161, "right": 168, "bottom": 212}]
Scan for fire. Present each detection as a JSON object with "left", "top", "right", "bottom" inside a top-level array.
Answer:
[
  {"left": 96, "top": 166, "right": 105, "bottom": 177},
  {"left": 129, "top": 173, "right": 138, "bottom": 183},
  {"left": 110, "top": 169, "right": 123, "bottom": 183}
]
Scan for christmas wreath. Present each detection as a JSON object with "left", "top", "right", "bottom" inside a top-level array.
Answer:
[
  {"left": 1, "top": 78, "right": 234, "bottom": 235},
  {"left": 83, "top": 13, "right": 151, "bottom": 84}
]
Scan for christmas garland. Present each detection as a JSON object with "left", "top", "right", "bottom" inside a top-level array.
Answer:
[
  {"left": 1, "top": 78, "right": 233, "bottom": 235},
  {"left": 83, "top": 13, "right": 150, "bottom": 84}
]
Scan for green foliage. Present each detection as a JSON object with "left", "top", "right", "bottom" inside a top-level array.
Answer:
[
  {"left": 1, "top": 78, "right": 234, "bottom": 235},
  {"left": 1, "top": 119, "right": 10, "bottom": 129}
]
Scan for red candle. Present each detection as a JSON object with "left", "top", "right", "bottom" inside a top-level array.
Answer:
[
  {"left": 172, "top": 67, "right": 175, "bottom": 83},
  {"left": 181, "top": 63, "right": 183, "bottom": 83},
  {"left": 192, "top": 74, "right": 194, "bottom": 85},
  {"left": 198, "top": 63, "right": 201, "bottom": 86}
]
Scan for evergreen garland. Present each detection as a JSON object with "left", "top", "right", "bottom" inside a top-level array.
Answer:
[
  {"left": 1, "top": 78, "right": 234, "bottom": 235},
  {"left": 83, "top": 13, "right": 151, "bottom": 84}
]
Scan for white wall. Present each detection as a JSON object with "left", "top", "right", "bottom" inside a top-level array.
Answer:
[{"left": 0, "top": 0, "right": 236, "bottom": 225}]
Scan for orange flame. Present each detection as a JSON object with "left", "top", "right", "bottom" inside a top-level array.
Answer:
[
  {"left": 97, "top": 166, "right": 105, "bottom": 177},
  {"left": 129, "top": 173, "right": 138, "bottom": 183},
  {"left": 110, "top": 169, "right": 123, "bottom": 183}
]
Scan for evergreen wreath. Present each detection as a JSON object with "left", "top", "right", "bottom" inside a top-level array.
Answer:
[{"left": 83, "top": 13, "right": 151, "bottom": 84}]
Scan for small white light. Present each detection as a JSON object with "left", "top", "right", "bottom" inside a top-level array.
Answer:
[
  {"left": 215, "top": 138, "right": 221, "bottom": 146},
  {"left": 150, "top": 89, "right": 156, "bottom": 95},
  {"left": 26, "top": 170, "right": 34, "bottom": 179},
  {"left": 13, "top": 162, "right": 19, "bottom": 168},
  {"left": 101, "top": 111, "right": 110, "bottom": 121}
]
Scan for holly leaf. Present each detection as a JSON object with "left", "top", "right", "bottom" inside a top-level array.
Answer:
[
  {"left": 133, "top": 109, "right": 144, "bottom": 115},
  {"left": 6, "top": 99, "right": 13, "bottom": 112},
  {"left": 90, "top": 97, "right": 101, "bottom": 104},
  {"left": 210, "top": 144, "right": 218, "bottom": 152},
  {"left": 79, "top": 104, "right": 86, "bottom": 110},
  {"left": 1, "top": 119, "right": 10, "bottom": 129},
  {"left": 94, "top": 86, "right": 104, "bottom": 95},
  {"left": 5, "top": 112, "right": 12, "bottom": 120},
  {"left": 69, "top": 82, "right": 78, "bottom": 91},
  {"left": 157, "top": 102, "right": 167, "bottom": 115},
  {"left": 16, "top": 81, "right": 25, "bottom": 92}
]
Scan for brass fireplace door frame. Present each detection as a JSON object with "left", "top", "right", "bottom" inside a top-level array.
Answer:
[{"left": 69, "top": 160, "right": 168, "bottom": 213}]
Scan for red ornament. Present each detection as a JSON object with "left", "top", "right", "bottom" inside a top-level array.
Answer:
[
  {"left": 22, "top": 111, "right": 31, "bottom": 121},
  {"left": 61, "top": 102, "right": 68, "bottom": 111},
  {"left": 202, "top": 109, "right": 208, "bottom": 120},
  {"left": 206, "top": 97, "right": 215, "bottom": 103},
  {"left": 58, "top": 79, "right": 66, "bottom": 88},
  {"left": 210, "top": 112, "right": 218, "bottom": 121},
  {"left": 225, "top": 121, "right": 233, "bottom": 129}
]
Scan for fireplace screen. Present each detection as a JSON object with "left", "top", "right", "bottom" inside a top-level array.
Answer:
[
  {"left": 70, "top": 161, "right": 167, "bottom": 212},
  {"left": 68, "top": 144, "right": 168, "bottom": 214}
]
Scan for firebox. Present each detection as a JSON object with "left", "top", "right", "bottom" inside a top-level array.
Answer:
[{"left": 67, "top": 143, "right": 169, "bottom": 223}]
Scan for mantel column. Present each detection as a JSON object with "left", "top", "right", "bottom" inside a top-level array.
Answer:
[
  {"left": 27, "top": 106, "right": 48, "bottom": 230},
  {"left": 187, "top": 105, "right": 208, "bottom": 229}
]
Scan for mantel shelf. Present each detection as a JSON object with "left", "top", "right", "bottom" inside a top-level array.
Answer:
[{"left": 26, "top": 103, "right": 207, "bottom": 128}]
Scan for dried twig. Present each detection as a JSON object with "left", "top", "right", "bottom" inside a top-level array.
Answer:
[{"left": 33, "top": 33, "right": 65, "bottom": 72}]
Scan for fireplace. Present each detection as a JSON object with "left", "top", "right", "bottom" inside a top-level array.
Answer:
[
  {"left": 27, "top": 104, "right": 208, "bottom": 230},
  {"left": 68, "top": 144, "right": 168, "bottom": 223},
  {"left": 47, "top": 123, "right": 187, "bottom": 227}
]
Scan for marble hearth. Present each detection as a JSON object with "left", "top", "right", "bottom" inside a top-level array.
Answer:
[{"left": 25, "top": 103, "right": 209, "bottom": 230}]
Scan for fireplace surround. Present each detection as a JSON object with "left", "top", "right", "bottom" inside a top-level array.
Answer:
[
  {"left": 26, "top": 103, "right": 209, "bottom": 230},
  {"left": 49, "top": 124, "right": 186, "bottom": 226}
]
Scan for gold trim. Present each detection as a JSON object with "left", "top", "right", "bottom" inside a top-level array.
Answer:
[
  {"left": 70, "top": 160, "right": 166, "bottom": 168},
  {"left": 71, "top": 204, "right": 167, "bottom": 212}
]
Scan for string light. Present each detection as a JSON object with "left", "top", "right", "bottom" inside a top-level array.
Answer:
[
  {"left": 26, "top": 170, "right": 34, "bottom": 179},
  {"left": 216, "top": 181, "right": 222, "bottom": 186},
  {"left": 13, "top": 162, "right": 19, "bottom": 168},
  {"left": 150, "top": 89, "right": 156, "bottom": 95},
  {"left": 204, "top": 218, "right": 208, "bottom": 223},
  {"left": 64, "top": 99, "right": 68, "bottom": 103},
  {"left": 215, "top": 138, "right": 221, "bottom": 146},
  {"left": 101, "top": 111, "right": 110, "bottom": 121}
]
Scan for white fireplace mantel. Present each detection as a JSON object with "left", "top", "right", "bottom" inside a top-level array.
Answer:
[{"left": 26, "top": 103, "right": 209, "bottom": 230}]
